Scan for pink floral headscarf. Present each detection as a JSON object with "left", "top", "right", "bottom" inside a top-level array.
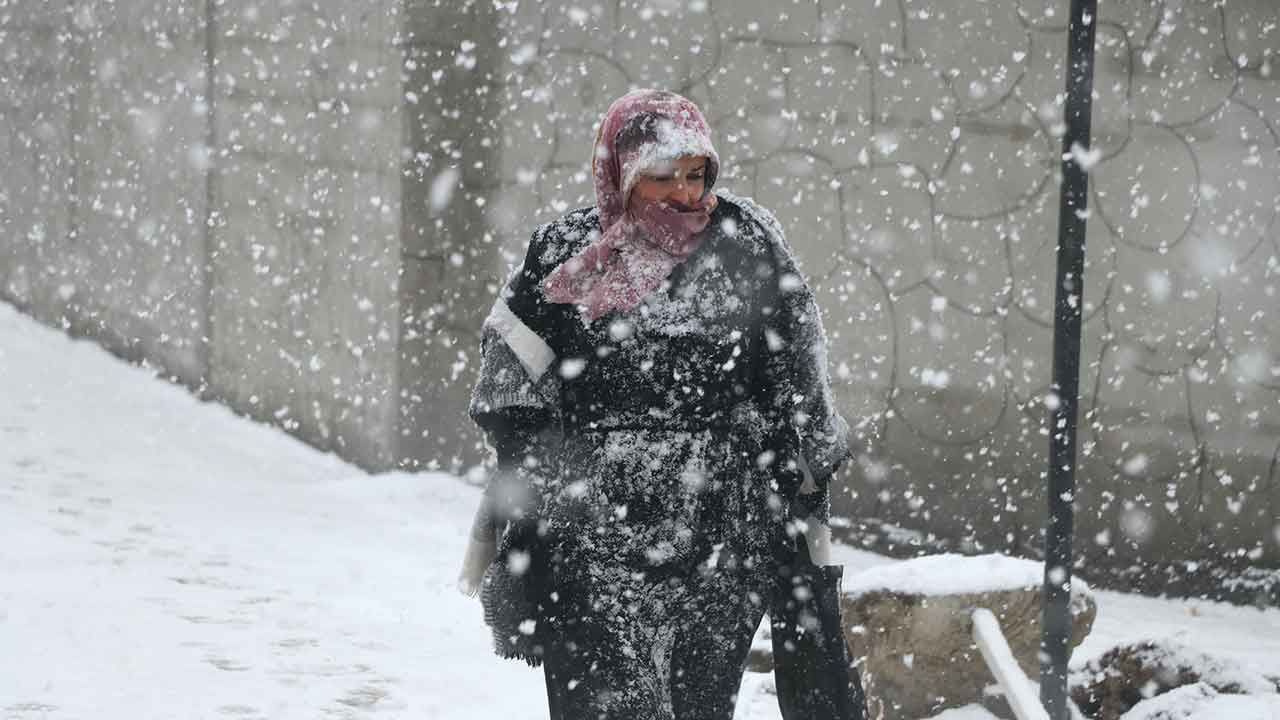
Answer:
[{"left": 541, "top": 90, "right": 720, "bottom": 323}]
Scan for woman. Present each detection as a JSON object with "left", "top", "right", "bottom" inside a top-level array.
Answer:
[{"left": 460, "top": 89, "right": 852, "bottom": 719}]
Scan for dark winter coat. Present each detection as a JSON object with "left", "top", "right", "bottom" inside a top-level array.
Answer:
[
  {"left": 470, "top": 188, "right": 848, "bottom": 494},
  {"left": 468, "top": 189, "right": 849, "bottom": 717}
]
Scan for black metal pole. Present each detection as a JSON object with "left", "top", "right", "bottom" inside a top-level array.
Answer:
[{"left": 1043, "top": 1, "right": 1098, "bottom": 718}]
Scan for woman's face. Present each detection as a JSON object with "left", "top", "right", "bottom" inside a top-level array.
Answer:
[{"left": 631, "top": 155, "right": 708, "bottom": 209}]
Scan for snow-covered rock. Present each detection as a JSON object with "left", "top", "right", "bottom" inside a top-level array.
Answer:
[
  {"left": 842, "top": 553, "right": 1096, "bottom": 720},
  {"left": 844, "top": 552, "right": 1091, "bottom": 598},
  {"left": 1072, "top": 639, "right": 1279, "bottom": 720},
  {"left": 1119, "top": 682, "right": 1280, "bottom": 720}
]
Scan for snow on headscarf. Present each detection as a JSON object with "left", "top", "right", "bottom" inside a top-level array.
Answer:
[{"left": 541, "top": 89, "right": 720, "bottom": 323}]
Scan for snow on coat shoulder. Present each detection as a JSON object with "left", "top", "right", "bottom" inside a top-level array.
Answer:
[{"left": 714, "top": 188, "right": 786, "bottom": 256}]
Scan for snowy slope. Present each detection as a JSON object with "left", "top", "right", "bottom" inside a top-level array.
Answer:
[
  {"left": 1, "top": 301, "right": 1277, "bottom": 720},
  {"left": 0, "top": 303, "right": 545, "bottom": 719}
]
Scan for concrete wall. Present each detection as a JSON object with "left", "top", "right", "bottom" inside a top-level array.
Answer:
[
  {"left": 1, "top": 1, "right": 210, "bottom": 381},
  {"left": 397, "top": 0, "right": 504, "bottom": 471},
  {"left": 206, "top": 0, "right": 406, "bottom": 468},
  {"left": 2, "top": 0, "right": 1277, "bottom": 580},
  {"left": 0, "top": 0, "right": 422, "bottom": 470}
]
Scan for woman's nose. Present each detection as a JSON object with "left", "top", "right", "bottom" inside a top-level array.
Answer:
[{"left": 672, "top": 182, "right": 698, "bottom": 206}]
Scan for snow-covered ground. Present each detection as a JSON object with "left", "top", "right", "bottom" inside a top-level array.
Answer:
[{"left": 1, "top": 300, "right": 1277, "bottom": 720}]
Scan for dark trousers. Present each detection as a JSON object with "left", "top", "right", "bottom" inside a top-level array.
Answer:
[{"left": 540, "top": 583, "right": 765, "bottom": 719}]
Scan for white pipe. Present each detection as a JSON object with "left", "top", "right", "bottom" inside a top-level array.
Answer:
[{"left": 971, "top": 608, "right": 1051, "bottom": 720}]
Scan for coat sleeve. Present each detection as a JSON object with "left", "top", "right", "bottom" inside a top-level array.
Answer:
[
  {"left": 468, "top": 223, "right": 564, "bottom": 436},
  {"left": 746, "top": 199, "right": 850, "bottom": 505},
  {"left": 460, "top": 223, "right": 566, "bottom": 595}
]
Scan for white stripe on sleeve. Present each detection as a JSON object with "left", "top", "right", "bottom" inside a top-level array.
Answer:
[{"left": 485, "top": 298, "right": 556, "bottom": 382}]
